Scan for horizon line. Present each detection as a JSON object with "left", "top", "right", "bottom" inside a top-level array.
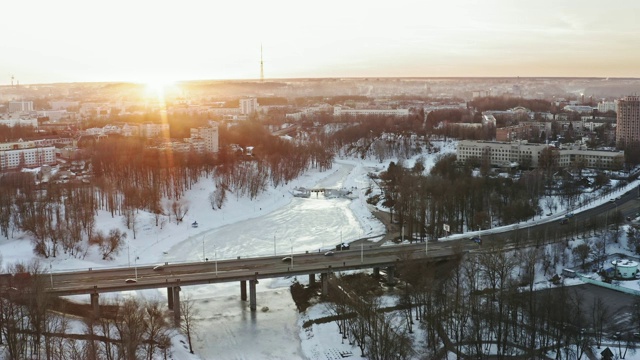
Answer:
[{"left": 2, "top": 75, "right": 640, "bottom": 87}]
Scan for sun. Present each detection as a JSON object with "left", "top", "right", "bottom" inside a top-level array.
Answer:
[{"left": 142, "top": 79, "right": 176, "bottom": 99}]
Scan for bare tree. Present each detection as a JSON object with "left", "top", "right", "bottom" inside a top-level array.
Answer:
[
  {"left": 180, "top": 294, "right": 199, "bottom": 354},
  {"left": 170, "top": 200, "right": 190, "bottom": 224},
  {"left": 143, "top": 301, "right": 170, "bottom": 360},
  {"left": 93, "top": 229, "right": 126, "bottom": 260},
  {"left": 122, "top": 208, "right": 139, "bottom": 240},
  {"left": 114, "top": 298, "right": 147, "bottom": 360}
]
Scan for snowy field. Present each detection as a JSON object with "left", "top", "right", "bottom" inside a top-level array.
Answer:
[{"left": 3, "top": 139, "right": 640, "bottom": 359}]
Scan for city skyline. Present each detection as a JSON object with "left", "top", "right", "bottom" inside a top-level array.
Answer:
[{"left": 3, "top": 0, "right": 640, "bottom": 86}]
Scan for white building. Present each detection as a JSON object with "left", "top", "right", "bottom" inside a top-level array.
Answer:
[
  {"left": 36, "top": 110, "right": 70, "bottom": 122},
  {"left": 50, "top": 101, "right": 80, "bottom": 110},
  {"left": 0, "top": 140, "right": 56, "bottom": 171},
  {"left": 0, "top": 117, "right": 38, "bottom": 128},
  {"left": 333, "top": 106, "right": 409, "bottom": 117},
  {"left": 597, "top": 100, "right": 617, "bottom": 113},
  {"left": 239, "top": 98, "right": 259, "bottom": 115},
  {"left": 563, "top": 105, "right": 595, "bottom": 113},
  {"left": 140, "top": 123, "right": 170, "bottom": 138},
  {"left": 189, "top": 124, "right": 219, "bottom": 153},
  {"left": 611, "top": 259, "right": 638, "bottom": 279},
  {"left": 457, "top": 140, "right": 624, "bottom": 169},
  {"left": 8, "top": 101, "right": 33, "bottom": 113}
]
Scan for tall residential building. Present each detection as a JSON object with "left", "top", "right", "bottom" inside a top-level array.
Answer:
[
  {"left": 8, "top": 101, "right": 33, "bottom": 113},
  {"left": 616, "top": 95, "right": 640, "bottom": 147},
  {"left": 239, "top": 98, "right": 258, "bottom": 115},
  {"left": 189, "top": 124, "right": 219, "bottom": 153}
]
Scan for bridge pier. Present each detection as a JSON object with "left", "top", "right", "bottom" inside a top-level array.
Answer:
[
  {"left": 373, "top": 267, "right": 380, "bottom": 278},
  {"left": 167, "top": 287, "right": 174, "bottom": 310},
  {"left": 173, "top": 286, "right": 181, "bottom": 326},
  {"left": 90, "top": 292, "right": 100, "bottom": 318},
  {"left": 240, "top": 280, "right": 247, "bottom": 301},
  {"left": 249, "top": 279, "right": 257, "bottom": 311},
  {"left": 321, "top": 272, "right": 329, "bottom": 297},
  {"left": 386, "top": 266, "right": 396, "bottom": 286},
  {"left": 309, "top": 273, "right": 315, "bottom": 285}
]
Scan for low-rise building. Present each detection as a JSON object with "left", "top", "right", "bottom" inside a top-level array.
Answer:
[
  {"left": 8, "top": 100, "right": 33, "bottom": 113},
  {"left": 0, "top": 139, "right": 56, "bottom": 171},
  {"left": 0, "top": 116, "right": 38, "bottom": 128},
  {"left": 334, "top": 106, "right": 409, "bottom": 117},
  {"left": 457, "top": 140, "right": 624, "bottom": 170}
]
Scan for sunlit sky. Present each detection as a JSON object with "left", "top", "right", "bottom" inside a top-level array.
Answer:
[{"left": 3, "top": 0, "right": 640, "bottom": 85}]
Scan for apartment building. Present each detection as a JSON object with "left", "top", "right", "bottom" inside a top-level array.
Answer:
[
  {"left": 0, "top": 140, "right": 56, "bottom": 171},
  {"left": 616, "top": 95, "right": 640, "bottom": 147},
  {"left": 8, "top": 101, "right": 33, "bottom": 113},
  {"left": 457, "top": 140, "right": 623, "bottom": 170},
  {"left": 188, "top": 124, "right": 219, "bottom": 153},
  {"left": 239, "top": 98, "right": 258, "bottom": 115}
]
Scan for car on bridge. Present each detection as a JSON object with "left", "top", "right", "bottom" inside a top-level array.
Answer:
[
  {"left": 125, "top": 279, "right": 137, "bottom": 284},
  {"left": 469, "top": 236, "right": 482, "bottom": 244},
  {"left": 324, "top": 251, "right": 335, "bottom": 256},
  {"left": 336, "top": 243, "right": 350, "bottom": 251},
  {"left": 281, "top": 257, "right": 292, "bottom": 263}
]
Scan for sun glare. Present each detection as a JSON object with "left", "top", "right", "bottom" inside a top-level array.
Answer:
[{"left": 143, "top": 79, "right": 175, "bottom": 99}]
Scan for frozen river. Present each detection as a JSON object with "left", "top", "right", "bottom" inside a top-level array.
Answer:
[{"left": 164, "top": 162, "right": 378, "bottom": 359}]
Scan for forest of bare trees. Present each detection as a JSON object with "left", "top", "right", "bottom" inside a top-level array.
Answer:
[
  {"left": 0, "top": 259, "right": 189, "bottom": 359},
  {"left": 322, "top": 241, "right": 639, "bottom": 360}
]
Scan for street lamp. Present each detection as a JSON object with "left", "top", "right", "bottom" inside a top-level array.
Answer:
[
  {"left": 134, "top": 249, "right": 138, "bottom": 280},
  {"left": 289, "top": 239, "right": 294, "bottom": 270},
  {"left": 425, "top": 236, "right": 428, "bottom": 256}
]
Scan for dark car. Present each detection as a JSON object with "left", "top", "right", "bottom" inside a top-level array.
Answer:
[{"left": 336, "top": 243, "right": 350, "bottom": 251}]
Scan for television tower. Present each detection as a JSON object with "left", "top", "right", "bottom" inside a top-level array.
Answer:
[{"left": 260, "top": 45, "right": 264, "bottom": 82}]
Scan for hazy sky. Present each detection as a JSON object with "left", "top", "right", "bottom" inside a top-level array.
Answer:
[{"left": 3, "top": 0, "right": 640, "bottom": 85}]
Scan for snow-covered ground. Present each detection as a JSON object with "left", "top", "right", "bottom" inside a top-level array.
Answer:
[
  {"left": 2, "top": 142, "right": 456, "bottom": 359},
  {"left": 3, "top": 139, "right": 640, "bottom": 359}
]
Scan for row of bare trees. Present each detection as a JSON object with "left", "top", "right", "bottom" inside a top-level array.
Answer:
[{"left": 377, "top": 154, "right": 544, "bottom": 240}]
